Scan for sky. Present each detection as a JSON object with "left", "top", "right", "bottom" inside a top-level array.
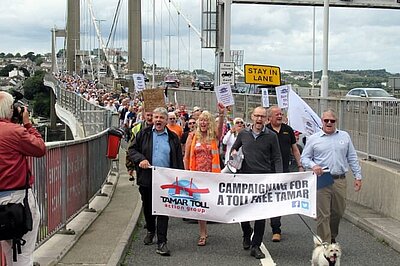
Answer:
[{"left": 0, "top": 0, "right": 399, "bottom": 74}]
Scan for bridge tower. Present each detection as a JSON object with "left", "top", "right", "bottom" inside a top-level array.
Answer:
[
  {"left": 128, "top": 0, "right": 143, "bottom": 75},
  {"left": 66, "top": 0, "right": 80, "bottom": 75}
]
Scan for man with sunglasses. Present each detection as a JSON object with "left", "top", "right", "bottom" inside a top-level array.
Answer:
[
  {"left": 166, "top": 112, "right": 183, "bottom": 139},
  {"left": 301, "top": 109, "right": 362, "bottom": 244}
]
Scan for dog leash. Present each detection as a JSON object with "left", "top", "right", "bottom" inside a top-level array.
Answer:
[{"left": 297, "top": 214, "right": 327, "bottom": 247}]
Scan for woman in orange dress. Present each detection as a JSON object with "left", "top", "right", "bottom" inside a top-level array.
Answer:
[{"left": 184, "top": 103, "right": 225, "bottom": 246}]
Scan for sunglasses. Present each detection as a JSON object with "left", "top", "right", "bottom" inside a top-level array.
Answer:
[
  {"left": 323, "top": 119, "right": 336, "bottom": 123},
  {"left": 188, "top": 122, "right": 196, "bottom": 125},
  {"left": 235, "top": 121, "right": 244, "bottom": 124}
]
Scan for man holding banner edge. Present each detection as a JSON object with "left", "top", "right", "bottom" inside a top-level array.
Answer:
[
  {"left": 127, "top": 107, "right": 184, "bottom": 256},
  {"left": 231, "top": 106, "right": 283, "bottom": 259}
]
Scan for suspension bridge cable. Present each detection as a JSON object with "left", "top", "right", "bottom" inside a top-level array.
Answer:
[
  {"left": 106, "top": 0, "right": 123, "bottom": 49},
  {"left": 168, "top": 0, "right": 203, "bottom": 71},
  {"left": 86, "top": 0, "right": 118, "bottom": 78}
]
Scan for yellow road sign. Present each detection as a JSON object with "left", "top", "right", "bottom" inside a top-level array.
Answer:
[{"left": 244, "top": 64, "right": 281, "bottom": 86}]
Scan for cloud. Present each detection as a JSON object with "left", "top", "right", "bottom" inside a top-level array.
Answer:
[{"left": 0, "top": 0, "right": 399, "bottom": 74}]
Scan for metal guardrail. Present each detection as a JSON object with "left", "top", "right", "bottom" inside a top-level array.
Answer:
[
  {"left": 29, "top": 131, "right": 113, "bottom": 245},
  {"left": 44, "top": 74, "right": 119, "bottom": 137},
  {"left": 168, "top": 88, "right": 400, "bottom": 166},
  {"left": 27, "top": 74, "right": 121, "bottom": 246}
]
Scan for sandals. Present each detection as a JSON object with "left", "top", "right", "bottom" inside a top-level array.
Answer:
[{"left": 197, "top": 236, "right": 207, "bottom": 246}]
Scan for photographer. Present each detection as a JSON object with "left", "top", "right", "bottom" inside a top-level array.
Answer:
[{"left": 0, "top": 91, "right": 46, "bottom": 265}]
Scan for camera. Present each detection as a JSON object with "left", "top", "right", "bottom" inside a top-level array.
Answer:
[{"left": 10, "top": 90, "right": 27, "bottom": 124}]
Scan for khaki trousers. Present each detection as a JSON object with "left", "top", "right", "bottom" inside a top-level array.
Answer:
[{"left": 316, "top": 178, "right": 347, "bottom": 243}]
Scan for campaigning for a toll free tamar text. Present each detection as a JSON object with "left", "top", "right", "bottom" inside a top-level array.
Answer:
[{"left": 152, "top": 167, "right": 316, "bottom": 223}]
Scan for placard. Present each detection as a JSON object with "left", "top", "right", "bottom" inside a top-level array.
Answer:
[
  {"left": 142, "top": 88, "right": 165, "bottom": 113},
  {"left": 262, "top": 87, "right": 270, "bottom": 107},
  {"left": 132, "top": 73, "right": 146, "bottom": 91},
  {"left": 215, "top": 84, "right": 235, "bottom": 107}
]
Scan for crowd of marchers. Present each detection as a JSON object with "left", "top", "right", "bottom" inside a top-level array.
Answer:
[{"left": 124, "top": 100, "right": 362, "bottom": 259}]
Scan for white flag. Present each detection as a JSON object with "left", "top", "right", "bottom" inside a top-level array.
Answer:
[{"left": 288, "top": 89, "right": 322, "bottom": 136}]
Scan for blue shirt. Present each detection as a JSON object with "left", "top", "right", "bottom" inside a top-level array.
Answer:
[
  {"left": 301, "top": 130, "right": 362, "bottom": 179},
  {"left": 152, "top": 127, "right": 171, "bottom": 168}
]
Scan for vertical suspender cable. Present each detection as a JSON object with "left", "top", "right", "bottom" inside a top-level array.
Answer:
[
  {"left": 188, "top": 25, "right": 191, "bottom": 72},
  {"left": 312, "top": 5, "right": 315, "bottom": 91},
  {"left": 177, "top": 11, "right": 180, "bottom": 71},
  {"left": 152, "top": 0, "right": 156, "bottom": 88},
  {"left": 160, "top": 0, "right": 163, "bottom": 68},
  {"left": 168, "top": 0, "right": 171, "bottom": 71}
]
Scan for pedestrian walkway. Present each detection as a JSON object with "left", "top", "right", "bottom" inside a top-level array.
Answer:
[
  {"left": 344, "top": 200, "right": 400, "bottom": 253},
  {"left": 33, "top": 154, "right": 400, "bottom": 265}
]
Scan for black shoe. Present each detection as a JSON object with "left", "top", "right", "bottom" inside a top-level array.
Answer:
[
  {"left": 156, "top": 242, "right": 171, "bottom": 256},
  {"left": 331, "top": 238, "right": 336, "bottom": 243},
  {"left": 242, "top": 228, "right": 253, "bottom": 250},
  {"left": 250, "top": 246, "right": 265, "bottom": 259},
  {"left": 143, "top": 231, "right": 155, "bottom": 245}
]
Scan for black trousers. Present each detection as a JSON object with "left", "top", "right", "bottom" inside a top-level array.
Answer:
[
  {"left": 139, "top": 186, "right": 169, "bottom": 244},
  {"left": 241, "top": 219, "right": 266, "bottom": 247},
  {"left": 270, "top": 216, "right": 281, "bottom": 234}
]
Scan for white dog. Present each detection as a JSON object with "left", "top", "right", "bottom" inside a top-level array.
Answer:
[{"left": 311, "top": 236, "right": 342, "bottom": 266}]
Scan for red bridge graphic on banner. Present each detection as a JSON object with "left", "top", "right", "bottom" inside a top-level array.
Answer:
[{"left": 160, "top": 177, "right": 209, "bottom": 197}]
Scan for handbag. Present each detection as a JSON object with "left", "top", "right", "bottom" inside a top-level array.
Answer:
[{"left": 0, "top": 172, "right": 33, "bottom": 262}]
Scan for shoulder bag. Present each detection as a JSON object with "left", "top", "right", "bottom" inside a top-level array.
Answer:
[{"left": 0, "top": 172, "right": 33, "bottom": 262}]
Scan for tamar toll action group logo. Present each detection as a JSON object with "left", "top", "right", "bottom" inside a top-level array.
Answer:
[{"left": 160, "top": 177, "right": 210, "bottom": 213}]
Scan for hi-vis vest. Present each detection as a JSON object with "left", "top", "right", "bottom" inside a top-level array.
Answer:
[{"left": 189, "top": 134, "right": 221, "bottom": 173}]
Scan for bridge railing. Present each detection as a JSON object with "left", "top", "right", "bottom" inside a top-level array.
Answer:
[
  {"left": 1, "top": 74, "right": 120, "bottom": 264},
  {"left": 168, "top": 88, "right": 400, "bottom": 165},
  {"left": 28, "top": 131, "right": 112, "bottom": 246},
  {"left": 44, "top": 74, "right": 119, "bottom": 137}
]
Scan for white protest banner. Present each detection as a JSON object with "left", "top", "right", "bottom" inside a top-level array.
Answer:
[
  {"left": 287, "top": 89, "right": 322, "bottom": 136},
  {"left": 152, "top": 167, "right": 316, "bottom": 223},
  {"left": 261, "top": 87, "right": 270, "bottom": 107},
  {"left": 275, "top": 84, "right": 290, "bottom": 109},
  {"left": 215, "top": 84, "right": 235, "bottom": 107},
  {"left": 132, "top": 74, "right": 146, "bottom": 91}
]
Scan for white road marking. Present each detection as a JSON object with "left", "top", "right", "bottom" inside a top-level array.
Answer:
[{"left": 260, "top": 242, "right": 276, "bottom": 266}]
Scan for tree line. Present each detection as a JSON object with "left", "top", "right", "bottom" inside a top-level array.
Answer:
[
  {"left": 0, "top": 51, "right": 44, "bottom": 67},
  {"left": 1, "top": 51, "right": 49, "bottom": 118}
]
